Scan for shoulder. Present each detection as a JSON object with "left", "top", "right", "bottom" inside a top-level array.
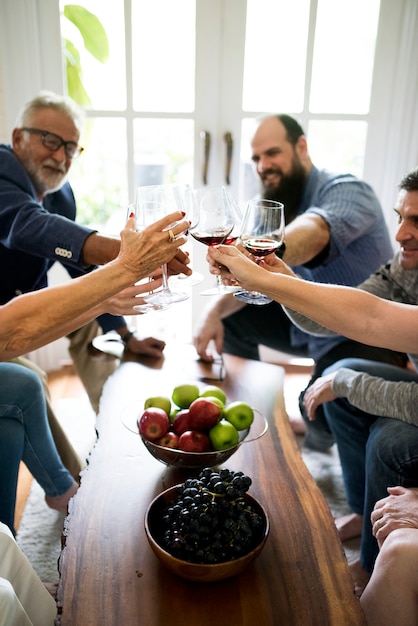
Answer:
[
  {"left": 0, "top": 143, "right": 38, "bottom": 196},
  {"left": 0, "top": 143, "right": 26, "bottom": 174},
  {"left": 0, "top": 143, "right": 15, "bottom": 161},
  {"left": 307, "top": 168, "right": 381, "bottom": 217},
  {"left": 316, "top": 168, "right": 375, "bottom": 196}
]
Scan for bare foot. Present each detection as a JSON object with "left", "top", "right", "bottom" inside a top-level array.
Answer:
[
  {"left": 335, "top": 513, "right": 363, "bottom": 542},
  {"left": 349, "top": 558, "right": 370, "bottom": 598},
  {"left": 45, "top": 481, "right": 78, "bottom": 514},
  {"left": 289, "top": 415, "right": 307, "bottom": 435}
]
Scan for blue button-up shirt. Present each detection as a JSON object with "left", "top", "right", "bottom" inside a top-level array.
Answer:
[{"left": 289, "top": 166, "right": 393, "bottom": 360}]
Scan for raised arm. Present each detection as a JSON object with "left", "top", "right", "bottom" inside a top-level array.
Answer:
[
  {"left": 208, "top": 245, "right": 418, "bottom": 355},
  {"left": 0, "top": 213, "right": 188, "bottom": 360}
]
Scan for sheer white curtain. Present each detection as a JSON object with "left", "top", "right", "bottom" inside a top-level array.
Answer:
[{"left": 364, "top": 0, "right": 418, "bottom": 240}]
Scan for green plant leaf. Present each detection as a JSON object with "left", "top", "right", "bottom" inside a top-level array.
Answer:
[
  {"left": 63, "top": 38, "right": 81, "bottom": 68},
  {"left": 64, "top": 39, "right": 91, "bottom": 106},
  {"left": 64, "top": 4, "right": 109, "bottom": 63},
  {"left": 66, "top": 62, "right": 92, "bottom": 106}
]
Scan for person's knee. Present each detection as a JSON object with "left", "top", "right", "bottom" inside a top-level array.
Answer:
[
  {"left": 322, "top": 358, "right": 372, "bottom": 377},
  {"left": 1, "top": 363, "right": 44, "bottom": 403},
  {"left": 19, "top": 368, "right": 44, "bottom": 396},
  {"left": 378, "top": 528, "right": 418, "bottom": 573},
  {"left": 367, "top": 419, "right": 418, "bottom": 480}
]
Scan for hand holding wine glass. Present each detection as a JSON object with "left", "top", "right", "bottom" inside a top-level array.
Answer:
[
  {"left": 135, "top": 184, "right": 190, "bottom": 307},
  {"left": 188, "top": 186, "right": 241, "bottom": 296},
  {"left": 234, "top": 199, "right": 285, "bottom": 305}
]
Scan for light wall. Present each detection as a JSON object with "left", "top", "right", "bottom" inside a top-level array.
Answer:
[{"left": 0, "top": 59, "right": 6, "bottom": 140}]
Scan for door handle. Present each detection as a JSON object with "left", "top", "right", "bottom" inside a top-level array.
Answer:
[
  {"left": 200, "top": 130, "right": 211, "bottom": 185},
  {"left": 224, "top": 132, "right": 233, "bottom": 185}
]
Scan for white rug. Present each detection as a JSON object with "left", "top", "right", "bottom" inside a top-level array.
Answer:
[
  {"left": 16, "top": 395, "right": 97, "bottom": 582},
  {"left": 16, "top": 393, "right": 359, "bottom": 582}
]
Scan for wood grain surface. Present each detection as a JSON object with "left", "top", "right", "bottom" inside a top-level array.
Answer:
[{"left": 56, "top": 348, "right": 365, "bottom": 626}]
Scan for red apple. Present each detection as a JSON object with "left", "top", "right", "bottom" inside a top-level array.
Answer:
[
  {"left": 178, "top": 430, "right": 211, "bottom": 452},
  {"left": 188, "top": 397, "right": 222, "bottom": 430},
  {"left": 157, "top": 431, "right": 179, "bottom": 449},
  {"left": 138, "top": 407, "right": 170, "bottom": 441},
  {"left": 172, "top": 409, "right": 192, "bottom": 435}
]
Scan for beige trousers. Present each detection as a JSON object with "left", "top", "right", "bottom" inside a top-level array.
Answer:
[
  {"left": 0, "top": 522, "right": 56, "bottom": 626},
  {"left": 67, "top": 320, "right": 118, "bottom": 414}
]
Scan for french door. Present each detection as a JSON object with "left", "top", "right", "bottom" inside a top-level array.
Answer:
[{"left": 63, "top": 0, "right": 385, "bottom": 220}]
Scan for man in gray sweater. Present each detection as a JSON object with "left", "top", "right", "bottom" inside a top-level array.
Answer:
[{"left": 290, "top": 167, "right": 418, "bottom": 594}]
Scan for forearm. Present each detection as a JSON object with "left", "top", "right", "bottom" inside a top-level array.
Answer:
[
  {"left": 282, "top": 213, "right": 330, "bottom": 266},
  {"left": 82, "top": 232, "right": 121, "bottom": 266},
  {"left": 283, "top": 307, "right": 336, "bottom": 337},
  {"left": 0, "top": 210, "right": 189, "bottom": 359},
  {"left": 257, "top": 273, "right": 418, "bottom": 353},
  {"left": 332, "top": 368, "right": 418, "bottom": 424},
  {"left": 0, "top": 262, "right": 137, "bottom": 360}
]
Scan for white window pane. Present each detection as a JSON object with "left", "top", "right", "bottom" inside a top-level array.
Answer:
[
  {"left": 70, "top": 118, "right": 128, "bottom": 231},
  {"left": 132, "top": 0, "right": 195, "bottom": 112},
  {"left": 133, "top": 119, "right": 194, "bottom": 187},
  {"left": 307, "top": 120, "right": 368, "bottom": 178},
  {"left": 60, "top": 0, "right": 127, "bottom": 110},
  {"left": 242, "top": 0, "right": 310, "bottom": 113},
  {"left": 310, "top": 0, "right": 380, "bottom": 113}
]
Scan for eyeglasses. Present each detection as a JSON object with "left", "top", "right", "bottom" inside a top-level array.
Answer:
[{"left": 21, "top": 127, "right": 84, "bottom": 158}]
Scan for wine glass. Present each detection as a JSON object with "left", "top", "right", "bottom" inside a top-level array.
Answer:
[
  {"left": 135, "top": 184, "right": 190, "bottom": 306},
  {"left": 125, "top": 202, "right": 169, "bottom": 313},
  {"left": 234, "top": 198, "right": 285, "bottom": 305},
  {"left": 188, "top": 186, "right": 242, "bottom": 296}
]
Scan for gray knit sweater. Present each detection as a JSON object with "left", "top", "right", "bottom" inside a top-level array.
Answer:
[{"left": 285, "top": 253, "right": 418, "bottom": 425}]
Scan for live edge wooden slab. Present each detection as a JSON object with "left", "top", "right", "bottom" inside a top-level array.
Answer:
[{"left": 56, "top": 347, "right": 366, "bottom": 626}]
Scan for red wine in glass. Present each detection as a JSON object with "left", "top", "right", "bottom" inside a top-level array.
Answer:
[
  {"left": 190, "top": 232, "right": 232, "bottom": 247},
  {"left": 242, "top": 238, "right": 281, "bottom": 257},
  {"left": 234, "top": 199, "right": 285, "bottom": 305},
  {"left": 188, "top": 186, "right": 241, "bottom": 296}
]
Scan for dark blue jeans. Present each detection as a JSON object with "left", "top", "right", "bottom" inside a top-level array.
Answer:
[{"left": 321, "top": 358, "right": 418, "bottom": 572}]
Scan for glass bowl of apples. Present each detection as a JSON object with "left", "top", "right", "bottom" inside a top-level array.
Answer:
[
  {"left": 145, "top": 468, "right": 269, "bottom": 582},
  {"left": 121, "top": 382, "right": 268, "bottom": 469}
]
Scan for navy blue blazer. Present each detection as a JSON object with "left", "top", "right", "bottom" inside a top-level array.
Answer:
[{"left": 0, "top": 144, "right": 125, "bottom": 332}]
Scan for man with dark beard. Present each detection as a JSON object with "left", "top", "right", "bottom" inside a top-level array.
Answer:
[{"left": 193, "top": 113, "right": 407, "bottom": 450}]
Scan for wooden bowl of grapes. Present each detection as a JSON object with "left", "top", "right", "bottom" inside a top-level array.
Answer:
[{"left": 144, "top": 468, "right": 269, "bottom": 582}]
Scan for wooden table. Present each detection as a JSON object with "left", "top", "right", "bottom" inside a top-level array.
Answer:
[{"left": 56, "top": 347, "right": 365, "bottom": 625}]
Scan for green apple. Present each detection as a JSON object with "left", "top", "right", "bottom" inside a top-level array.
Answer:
[
  {"left": 200, "top": 385, "right": 227, "bottom": 406},
  {"left": 172, "top": 383, "right": 200, "bottom": 409},
  {"left": 209, "top": 419, "right": 239, "bottom": 451},
  {"left": 224, "top": 401, "right": 254, "bottom": 430},
  {"left": 169, "top": 408, "right": 180, "bottom": 423},
  {"left": 144, "top": 395, "right": 171, "bottom": 417}
]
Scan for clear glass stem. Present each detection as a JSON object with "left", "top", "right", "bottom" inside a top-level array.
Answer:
[{"left": 161, "top": 263, "right": 171, "bottom": 294}]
